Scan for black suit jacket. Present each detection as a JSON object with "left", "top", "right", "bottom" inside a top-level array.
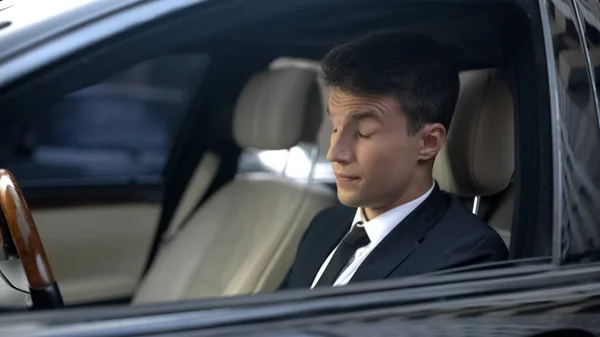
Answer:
[{"left": 280, "top": 186, "right": 508, "bottom": 289}]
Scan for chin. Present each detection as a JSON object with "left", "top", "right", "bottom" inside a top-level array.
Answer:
[{"left": 336, "top": 190, "right": 362, "bottom": 208}]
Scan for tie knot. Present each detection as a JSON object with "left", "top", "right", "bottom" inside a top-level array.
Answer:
[{"left": 343, "top": 221, "right": 370, "bottom": 249}]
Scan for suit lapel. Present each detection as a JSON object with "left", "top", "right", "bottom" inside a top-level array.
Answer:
[
  {"left": 300, "top": 206, "right": 355, "bottom": 287},
  {"left": 349, "top": 186, "right": 449, "bottom": 283}
]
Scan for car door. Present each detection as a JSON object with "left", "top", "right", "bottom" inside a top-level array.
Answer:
[
  {"left": 544, "top": 0, "right": 600, "bottom": 263},
  {"left": 1, "top": 54, "right": 211, "bottom": 304}
]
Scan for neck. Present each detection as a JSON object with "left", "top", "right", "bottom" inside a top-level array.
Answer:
[{"left": 363, "top": 176, "right": 433, "bottom": 221}]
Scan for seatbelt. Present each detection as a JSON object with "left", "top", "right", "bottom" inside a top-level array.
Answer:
[{"left": 161, "top": 151, "right": 221, "bottom": 243}]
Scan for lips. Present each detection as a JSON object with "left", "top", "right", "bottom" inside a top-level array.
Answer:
[
  {"left": 335, "top": 174, "right": 359, "bottom": 182},
  {"left": 334, "top": 173, "right": 360, "bottom": 188}
]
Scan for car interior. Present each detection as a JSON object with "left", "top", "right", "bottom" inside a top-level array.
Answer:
[{"left": 0, "top": 0, "right": 555, "bottom": 308}]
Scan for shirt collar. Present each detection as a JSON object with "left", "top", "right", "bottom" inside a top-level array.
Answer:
[{"left": 351, "top": 182, "right": 436, "bottom": 246}]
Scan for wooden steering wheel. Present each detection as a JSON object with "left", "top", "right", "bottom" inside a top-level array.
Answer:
[{"left": 0, "top": 169, "right": 64, "bottom": 309}]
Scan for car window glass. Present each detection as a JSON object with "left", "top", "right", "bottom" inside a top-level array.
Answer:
[
  {"left": 548, "top": 0, "right": 600, "bottom": 261},
  {"left": 3, "top": 54, "right": 210, "bottom": 188}
]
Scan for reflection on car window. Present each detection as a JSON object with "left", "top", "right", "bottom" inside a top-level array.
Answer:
[
  {"left": 549, "top": 0, "right": 600, "bottom": 260},
  {"left": 4, "top": 54, "right": 210, "bottom": 188}
]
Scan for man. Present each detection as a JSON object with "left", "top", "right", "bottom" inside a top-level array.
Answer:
[{"left": 279, "top": 30, "right": 508, "bottom": 290}]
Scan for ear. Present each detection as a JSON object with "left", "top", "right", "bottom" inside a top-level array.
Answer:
[{"left": 418, "top": 123, "right": 446, "bottom": 161}]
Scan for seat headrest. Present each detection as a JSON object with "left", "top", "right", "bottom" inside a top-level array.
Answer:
[
  {"left": 315, "top": 76, "right": 332, "bottom": 152},
  {"left": 233, "top": 68, "right": 322, "bottom": 150},
  {"left": 433, "top": 69, "right": 514, "bottom": 197}
]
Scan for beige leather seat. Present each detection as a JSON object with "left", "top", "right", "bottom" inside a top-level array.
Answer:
[
  {"left": 433, "top": 68, "right": 514, "bottom": 247},
  {"left": 487, "top": 183, "right": 514, "bottom": 246},
  {"left": 133, "top": 68, "right": 336, "bottom": 304}
]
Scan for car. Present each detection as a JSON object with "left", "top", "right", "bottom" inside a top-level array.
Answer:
[{"left": 0, "top": 0, "right": 599, "bottom": 335}]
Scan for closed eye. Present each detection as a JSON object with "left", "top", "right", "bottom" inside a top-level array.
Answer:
[{"left": 357, "top": 132, "right": 371, "bottom": 139}]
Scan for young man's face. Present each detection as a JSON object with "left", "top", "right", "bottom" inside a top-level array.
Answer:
[{"left": 327, "top": 88, "right": 437, "bottom": 212}]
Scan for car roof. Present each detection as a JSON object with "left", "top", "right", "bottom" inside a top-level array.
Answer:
[
  {"left": 0, "top": 0, "right": 205, "bottom": 87},
  {"left": 0, "top": 0, "right": 138, "bottom": 55}
]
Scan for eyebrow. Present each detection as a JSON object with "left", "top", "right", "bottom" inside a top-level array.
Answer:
[
  {"left": 349, "top": 111, "right": 383, "bottom": 122},
  {"left": 327, "top": 108, "right": 382, "bottom": 119},
  {"left": 327, "top": 109, "right": 384, "bottom": 126}
]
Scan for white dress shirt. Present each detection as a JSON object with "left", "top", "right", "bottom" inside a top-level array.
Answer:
[{"left": 311, "top": 183, "right": 435, "bottom": 288}]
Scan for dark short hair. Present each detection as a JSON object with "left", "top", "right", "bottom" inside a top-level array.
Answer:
[{"left": 322, "top": 30, "right": 459, "bottom": 133}]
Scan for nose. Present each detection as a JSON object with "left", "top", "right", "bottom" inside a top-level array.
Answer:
[{"left": 327, "top": 130, "right": 352, "bottom": 164}]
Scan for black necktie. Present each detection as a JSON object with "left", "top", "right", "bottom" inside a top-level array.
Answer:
[{"left": 316, "top": 221, "right": 371, "bottom": 286}]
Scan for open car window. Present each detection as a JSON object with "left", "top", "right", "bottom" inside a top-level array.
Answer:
[{"left": 2, "top": 54, "right": 210, "bottom": 189}]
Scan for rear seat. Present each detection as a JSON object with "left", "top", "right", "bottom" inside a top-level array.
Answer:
[{"left": 433, "top": 69, "right": 515, "bottom": 247}]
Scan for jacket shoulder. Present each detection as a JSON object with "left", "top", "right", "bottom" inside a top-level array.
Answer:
[
  {"left": 438, "top": 197, "right": 509, "bottom": 261},
  {"left": 442, "top": 197, "right": 500, "bottom": 233}
]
